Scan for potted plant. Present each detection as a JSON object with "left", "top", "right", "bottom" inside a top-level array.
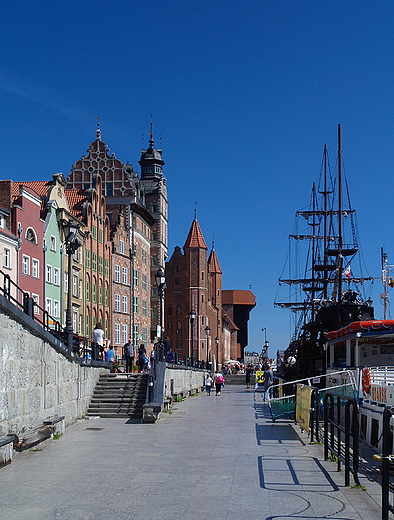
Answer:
[
  {"left": 113, "top": 363, "right": 119, "bottom": 373},
  {"left": 132, "top": 364, "right": 138, "bottom": 373}
]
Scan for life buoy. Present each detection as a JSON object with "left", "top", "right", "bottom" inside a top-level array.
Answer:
[{"left": 362, "top": 368, "right": 371, "bottom": 396}]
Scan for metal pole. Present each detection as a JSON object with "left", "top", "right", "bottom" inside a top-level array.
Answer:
[{"left": 66, "top": 250, "right": 73, "bottom": 351}]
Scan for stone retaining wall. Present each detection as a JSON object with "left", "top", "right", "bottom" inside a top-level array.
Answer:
[
  {"left": 0, "top": 301, "right": 107, "bottom": 437},
  {"left": 164, "top": 367, "right": 207, "bottom": 398}
]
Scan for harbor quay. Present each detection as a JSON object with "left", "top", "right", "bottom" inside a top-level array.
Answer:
[{"left": 0, "top": 386, "right": 383, "bottom": 520}]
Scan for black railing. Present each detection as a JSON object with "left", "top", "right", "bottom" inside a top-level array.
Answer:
[
  {"left": 323, "top": 391, "right": 360, "bottom": 487},
  {"left": 381, "top": 406, "right": 394, "bottom": 520},
  {"left": 0, "top": 269, "right": 107, "bottom": 366}
]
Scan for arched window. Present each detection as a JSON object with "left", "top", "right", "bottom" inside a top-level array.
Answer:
[{"left": 26, "top": 227, "right": 37, "bottom": 244}]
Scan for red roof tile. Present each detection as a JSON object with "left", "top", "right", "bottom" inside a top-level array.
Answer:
[
  {"left": 222, "top": 290, "right": 256, "bottom": 306},
  {"left": 65, "top": 189, "right": 88, "bottom": 219},
  {"left": 184, "top": 219, "right": 208, "bottom": 249},
  {"left": 208, "top": 248, "right": 222, "bottom": 274}
]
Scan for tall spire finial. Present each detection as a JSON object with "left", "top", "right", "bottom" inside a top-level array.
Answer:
[
  {"left": 212, "top": 233, "right": 215, "bottom": 250},
  {"left": 194, "top": 199, "right": 197, "bottom": 220},
  {"left": 149, "top": 112, "right": 154, "bottom": 148},
  {"left": 95, "top": 114, "right": 101, "bottom": 141}
]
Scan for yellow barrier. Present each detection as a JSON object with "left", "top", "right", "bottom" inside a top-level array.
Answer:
[{"left": 295, "top": 384, "right": 312, "bottom": 432}]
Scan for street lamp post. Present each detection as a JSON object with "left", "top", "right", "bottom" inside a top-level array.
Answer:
[
  {"left": 215, "top": 336, "right": 219, "bottom": 372},
  {"left": 189, "top": 310, "right": 196, "bottom": 367},
  {"left": 61, "top": 219, "right": 81, "bottom": 352},
  {"left": 155, "top": 267, "right": 166, "bottom": 362},
  {"left": 205, "top": 325, "right": 210, "bottom": 370}
]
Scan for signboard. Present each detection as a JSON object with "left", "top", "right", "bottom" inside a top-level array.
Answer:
[
  {"left": 255, "top": 371, "right": 265, "bottom": 384},
  {"left": 295, "top": 384, "right": 312, "bottom": 432}
]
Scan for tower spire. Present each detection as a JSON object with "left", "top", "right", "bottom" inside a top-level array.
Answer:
[
  {"left": 95, "top": 114, "right": 101, "bottom": 141},
  {"left": 149, "top": 113, "right": 154, "bottom": 148}
]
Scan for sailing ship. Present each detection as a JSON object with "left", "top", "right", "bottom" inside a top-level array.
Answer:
[{"left": 275, "top": 125, "right": 374, "bottom": 381}]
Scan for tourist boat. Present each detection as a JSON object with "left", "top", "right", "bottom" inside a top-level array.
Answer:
[
  {"left": 275, "top": 125, "right": 374, "bottom": 383},
  {"left": 326, "top": 313, "right": 394, "bottom": 449}
]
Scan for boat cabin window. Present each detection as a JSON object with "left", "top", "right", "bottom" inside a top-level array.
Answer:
[{"left": 333, "top": 343, "right": 346, "bottom": 368}]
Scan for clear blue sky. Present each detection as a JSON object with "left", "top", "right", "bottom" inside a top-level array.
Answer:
[{"left": 1, "top": 0, "right": 394, "bottom": 358}]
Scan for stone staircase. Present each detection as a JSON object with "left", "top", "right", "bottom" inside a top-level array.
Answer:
[{"left": 87, "top": 373, "right": 148, "bottom": 420}]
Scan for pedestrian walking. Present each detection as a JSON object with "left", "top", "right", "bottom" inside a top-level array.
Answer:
[
  {"left": 264, "top": 364, "right": 273, "bottom": 401},
  {"left": 214, "top": 371, "right": 224, "bottom": 396},
  {"left": 138, "top": 343, "right": 147, "bottom": 372},
  {"left": 245, "top": 363, "right": 254, "bottom": 388},
  {"left": 206, "top": 375, "right": 213, "bottom": 395},
  {"left": 123, "top": 339, "right": 134, "bottom": 373}
]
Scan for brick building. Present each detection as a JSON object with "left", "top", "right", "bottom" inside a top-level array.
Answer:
[
  {"left": 165, "top": 217, "right": 247, "bottom": 368},
  {"left": 67, "top": 123, "right": 167, "bottom": 347}
]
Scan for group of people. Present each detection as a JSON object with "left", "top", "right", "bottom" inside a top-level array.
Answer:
[
  {"left": 205, "top": 371, "right": 224, "bottom": 396},
  {"left": 123, "top": 339, "right": 149, "bottom": 372}
]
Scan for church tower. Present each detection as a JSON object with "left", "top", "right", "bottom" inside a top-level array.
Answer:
[{"left": 139, "top": 123, "right": 168, "bottom": 342}]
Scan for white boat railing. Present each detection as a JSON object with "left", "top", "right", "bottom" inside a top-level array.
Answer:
[{"left": 368, "top": 366, "right": 394, "bottom": 385}]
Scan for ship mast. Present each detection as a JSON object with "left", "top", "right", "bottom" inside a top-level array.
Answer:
[{"left": 338, "top": 124, "right": 343, "bottom": 307}]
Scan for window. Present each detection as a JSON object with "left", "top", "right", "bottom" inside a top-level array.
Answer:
[
  {"left": 46, "top": 265, "right": 52, "bottom": 283},
  {"left": 50, "top": 236, "right": 56, "bottom": 252},
  {"left": 92, "top": 226, "right": 97, "bottom": 240},
  {"left": 79, "top": 280, "right": 82, "bottom": 299},
  {"left": 86, "top": 250, "right": 91, "bottom": 269},
  {"left": 54, "top": 267, "right": 60, "bottom": 286},
  {"left": 133, "top": 244, "right": 137, "bottom": 258},
  {"left": 142, "top": 327, "right": 147, "bottom": 345},
  {"left": 133, "top": 325, "right": 139, "bottom": 345},
  {"left": 152, "top": 287, "right": 158, "bottom": 297},
  {"left": 3, "top": 247, "right": 10, "bottom": 268},
  {"left": 92, "top": 284, "right": 96, "bottom": 303},
  {"left": 105, "top": 287, "right": 108, "bottom": 307},
  {"left": 122, "top": 295, "right": 127, "bottom": 313},
  {"left": 142, "top": 274, "right": 147, "bottom": 291},
  {"left": 106, "top": 183, "right": 113, "bottom": 197},
  {"left": 86, "top": 280, "right": 90, "bottom": 301},
  {"left": 175, "top": 277, "right": 180, "bottom": 285},
  {"left": 86, "top": 315, "right": 90, "bottom": 338},
  {"left": 64, "top": 272, "right": 68, "bottom": 294},
  {"left": 133, "top": 296, "right": 138, "bottom": 314},
  {"left": 32, "top": 294, "right": 39, "bottom": 314},
  {"left": 115, "top": 294, "right": 120, "bottom": 312},
  {"left": 177, "top": 306, "right": 182, "bottom": 315},
  {"left": 105, "top": 259, "right": 109, "bottom": 277},
  {"left": 152, "top": 232, "right": 158, "bottom": 241},
  {"left": 122, "top": 324, "right": 127, "bottom": 345},
  {"left": 132, "top": 216, "right": 136, "bottom": 228},
  {"left": 152, "top": 204, "right": 158, "bottom": 213},
  {"left": 26, "top": 228, "right": 36, "bottom": 244},
  {"left": 99, "top": 286, "right": 102, "bottom": 305},
  {"left": 142, "top": 300, "right": 147, "bottom": 317},
  {"left": 46, "top": 298, "right": 52, "bottom": 315},
  {"left": 32, "top": 259, "right": 39, "bottom": 279},
  {"left": 177, "top": 341, "right": 182, "bottom": 350},
  {"left": 122, "top": 267, "right": 128, "bottom": 285},
  {"left": 92, "top": 252, "right": 97, "bottom": 271},
  {"left": 99, "top": 256, "right": 103, "bottom": 274},
  {"left": 72, "top": 271, "right": 79, "bottom": 297},
  {"left": 73, "top": 308, "right": 78, "bottom": 333},
  {"left": 177, "top": 321, "right": 182, "bottom": 330},
  {"left": 133, "top": 270, "right": 138, "bottom": 287},
  {"left": 168, "top": 307, "right": 172, "bottom": 315},
  {"left": 115, "top": 265, "right": 120, "bottom": 283},
  {"left": 152, "top": 308, "right": 158, "bottom": 319},
  {"left": 119, "top": 240, "right": 125, "bottom": 254},
  {"left": 99, "top": 229, "right": 103, "bottom": 244},
  {"left": 142, "top": 249, "right": 147, "bottom": 264},
  {"left": 53, "top": 300, "right": 60, "bottom": 319},
  {"left": 168, "top": 321, "right": 172, "bottom": 330},
  {"left": 152, "top": 257, "right": 158, "bottom": 266}
]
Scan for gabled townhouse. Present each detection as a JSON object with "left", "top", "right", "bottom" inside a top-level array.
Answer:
[{"left": 0, "top": 206, "right": 18, "bottom": 301}]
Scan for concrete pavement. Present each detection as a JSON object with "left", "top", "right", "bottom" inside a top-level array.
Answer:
[{"left": 0, "top": 385, "right": 384, "bottom": 519}]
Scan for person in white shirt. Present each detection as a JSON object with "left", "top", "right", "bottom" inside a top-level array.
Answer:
[{"left": 92, "top": 323, "right": 104, "bottom": 360}]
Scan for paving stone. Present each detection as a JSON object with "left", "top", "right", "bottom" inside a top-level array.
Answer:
[{"left": 0, "top": 386, "right": 384, "bottom": 519}]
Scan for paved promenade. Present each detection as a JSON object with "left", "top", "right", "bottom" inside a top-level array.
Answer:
[{"left": 0, "top": 385, "right": 384, "bottom": 520}]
